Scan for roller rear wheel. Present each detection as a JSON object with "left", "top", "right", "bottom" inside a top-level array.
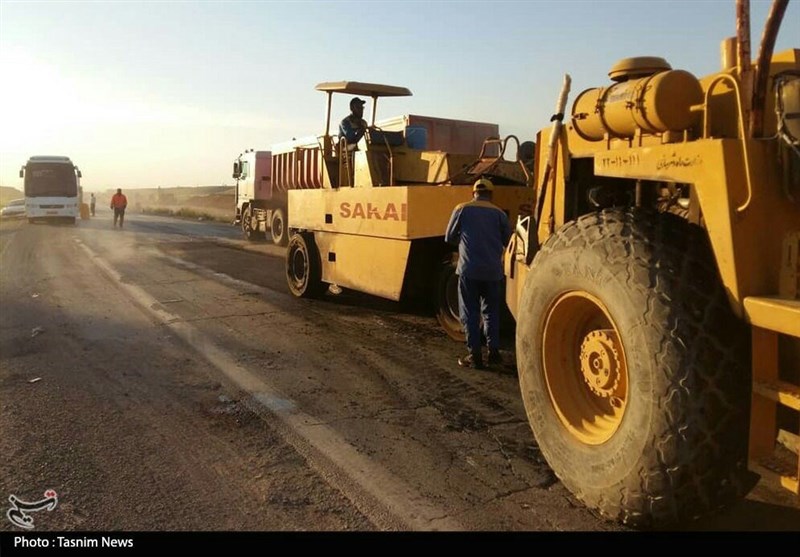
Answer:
[
  {"left": 286, "top": 233, "right": 326, "bottom": 298},
  {"left": 435, "top": 254, "right": 465, "bottom": 341}
]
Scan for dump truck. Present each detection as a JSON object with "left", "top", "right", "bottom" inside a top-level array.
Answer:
[
  {"left": 283, "top": 82, "right": 535, "bottom": 339},
  {"left": 235, "top": 115, "right": 509, "bottom": 247},
  {"left": 503, "top": 0, "right": 799, "bottom": 527},
  {"left": 232, "top": 149, "right": 282, "bottom": 242},
  {"left": 375, "top": 114, "right": 500, "bottom": 155}
]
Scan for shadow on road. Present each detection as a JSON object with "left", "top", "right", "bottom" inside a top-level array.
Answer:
[{"left": 688, "top": 495, "right": 800, "bottom": 531}]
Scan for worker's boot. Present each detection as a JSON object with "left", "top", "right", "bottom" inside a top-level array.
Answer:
[
  {"left": 487, "top": 348, "right": 502, "bottom": 366},
  {"left": 458, "top": 350, "right": 484, "bottom": 370}
]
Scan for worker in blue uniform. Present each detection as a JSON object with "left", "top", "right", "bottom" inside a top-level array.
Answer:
[
  {"left": 444, "top": 177, "right": 511, "bottom": 369},
  {"left": 339, "top": 97, "right": 368, "bottom": 147}
]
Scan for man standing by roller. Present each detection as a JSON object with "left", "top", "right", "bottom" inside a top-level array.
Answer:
[{"left": 445, "top": 177, "right": 511, "bottom": 370}]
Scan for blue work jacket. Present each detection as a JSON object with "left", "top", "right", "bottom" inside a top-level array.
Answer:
[
  {"left": 445, "top": 197, "right": 511, "bottom": 281},
  {"left": 339, "top": 115, "right": 367, "bottom": 145}
]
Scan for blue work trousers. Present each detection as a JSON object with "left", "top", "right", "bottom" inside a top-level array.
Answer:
[{"left": 458, "top": 275, "right": 501, "bottom": 353}]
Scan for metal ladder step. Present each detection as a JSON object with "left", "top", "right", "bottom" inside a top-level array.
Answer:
[
  {"left": 748, "top": 326, "right": 800, "bottom": 498},
  {"left": 753, "top": 379, "right": 800, "bottom": 411},
  {"left": 743, "top": 296, "right": 800, "bottom": 337},
  {"left": 750, "top": 443, "right": 800, "bottom": 495},
  {"left": 778, "top": 429, "right": 799, "bottom": 456}
]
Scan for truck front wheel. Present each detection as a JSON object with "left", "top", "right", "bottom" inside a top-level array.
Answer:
[
  {"left": 516, "top": 209, "right": 751, "bottom": 527},
  {"left": 241, "top": 206, "right": 264, "bottom": 241},
  {"left": 286, "top": 233, "right": 326, "bottom": 298}
]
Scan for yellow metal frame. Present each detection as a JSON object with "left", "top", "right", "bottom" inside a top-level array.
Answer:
[
  {"left": 290, "top": 184, "right": 533, "bottom": 300},
  {"left": 528, "top": 50, "right": 800, "bottom": 319},
  {"left": 507, "top": 48, "right": 800, "bottom": 498}
]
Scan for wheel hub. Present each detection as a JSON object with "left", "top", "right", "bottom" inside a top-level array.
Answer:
[
  {"left": 579, "top": 329, "right": 621, "bottom": 398},
  {"left": 541, "top": 291, "right": 629, "bottom": 445},
  {"left": 291, "top": 249, "right": 307, "bottom": 283}
]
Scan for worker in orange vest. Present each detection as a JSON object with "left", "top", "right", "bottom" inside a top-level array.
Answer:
[{"left": 110, "top": 188, "right": 128, "bottom": 228}]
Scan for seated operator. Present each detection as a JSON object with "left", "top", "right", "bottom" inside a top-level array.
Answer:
[{"left": 339, "top": 97, "right": 368, "bottom": 149}]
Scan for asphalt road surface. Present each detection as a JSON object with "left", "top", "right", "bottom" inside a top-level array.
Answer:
[{"left": 1, "top": 208, "right": 798, "bottom": 534}]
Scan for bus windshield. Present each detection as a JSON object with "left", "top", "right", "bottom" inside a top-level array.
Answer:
[{"left": 24, "top": 163, "right": 78, "bottom": 197}]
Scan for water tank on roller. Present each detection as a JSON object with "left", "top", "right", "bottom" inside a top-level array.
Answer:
[
  {"left": 406, "top": 126, "right": 428, "bottom": 149},
  {"left": 572, "top": 57, "right": 703, "bottom": 141}
]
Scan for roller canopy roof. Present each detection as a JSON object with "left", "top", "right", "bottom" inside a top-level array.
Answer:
[{"left": 314, "top": 81, "right": 412, "bottom": 97}]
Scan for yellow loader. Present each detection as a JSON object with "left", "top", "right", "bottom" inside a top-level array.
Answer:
[{"left": 505, "top": 0, "right": 799, "bottom": 526}]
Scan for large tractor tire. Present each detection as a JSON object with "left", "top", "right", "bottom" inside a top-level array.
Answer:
[
  {"left": 241, "top": 206, "right": 264, "bottom": 242},
  {"left": 286, "top": 233, "right": 327, "bottom": 298},
  {"left": 435, "top": 253, "right": 465, "bottom": 342},
  {"left": 516, "top": 208, "right": 751, "bottom": 528},
  {"left": 271, "top": 208, "right": 288, "bottom": 246}
]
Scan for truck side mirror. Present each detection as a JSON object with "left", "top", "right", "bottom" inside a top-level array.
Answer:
[
  {"left": 232, "top": 162, "right": 241, "bottom": 179},
  {"left": 77, "top": 170, "right": 82, "bottom": 178},
  {"left": 19, "top": 167, "right": 24, "bottom": 178}
]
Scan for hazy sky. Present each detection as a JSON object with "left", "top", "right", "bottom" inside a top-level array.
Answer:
[{"left": 0, "top": 0, "right": 797, "bottom": 191}]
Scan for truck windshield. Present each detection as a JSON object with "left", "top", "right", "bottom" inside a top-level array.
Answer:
[{"left": 24, "top": 163, "right": 78, "bottom": 197}]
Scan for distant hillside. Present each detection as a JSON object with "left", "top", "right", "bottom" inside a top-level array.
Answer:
[
  {"left": 91, "top": 185, "right": 235, "bottom": 221},
  {"left": 0, "top": 185, "right": 235, "bottom": 210},
  {"left": 100, "top": 186, "right": 233, "bottom": 196},
  {"left": 0, "top": 186, "right": 23, "bottom": 207}
]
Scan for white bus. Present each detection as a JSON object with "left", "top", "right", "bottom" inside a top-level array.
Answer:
[{"left": 20, "top": 156, "right": 82, "bottom": 224}]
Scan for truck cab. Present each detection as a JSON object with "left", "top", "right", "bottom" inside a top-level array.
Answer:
[{"left": 232, "top": 149, "right": 277, "bottom": 242}]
